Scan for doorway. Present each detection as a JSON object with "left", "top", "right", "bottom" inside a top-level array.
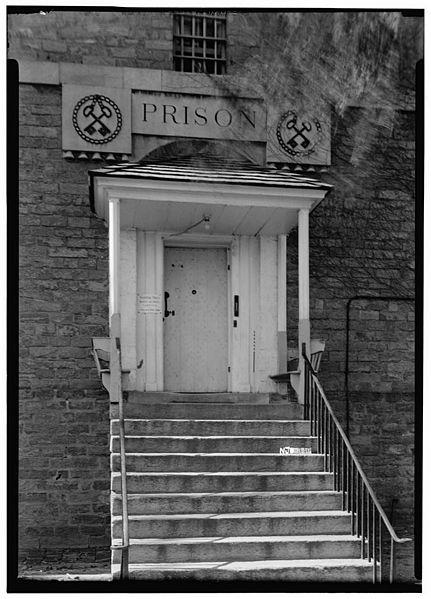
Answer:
[{"left": 163, "top": 246, "right": 229, "bottom": 392}]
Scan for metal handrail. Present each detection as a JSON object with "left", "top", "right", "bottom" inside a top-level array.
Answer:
[
  {"left": 110, "top": 313, "right": 129, "bottom": 580},
  {"left": 301, "top": 343, "right": 411, "bottom": 583}
]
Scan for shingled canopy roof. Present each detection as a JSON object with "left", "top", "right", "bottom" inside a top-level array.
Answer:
[
  {"left": 89, "top": 155, "right": 332, "bottom": 211},
  {"left": 88, "top": 155, "right": 332, "bottom": 235}
]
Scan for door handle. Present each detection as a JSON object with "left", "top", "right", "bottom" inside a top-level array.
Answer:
[
  {"left": 164, "top": 291, "right": 175, "bottom": 317},
  {"left": 234, "top": 295, "right": 239, "bottom": 317}
]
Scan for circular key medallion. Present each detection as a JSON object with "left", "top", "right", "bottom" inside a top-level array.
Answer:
[
  {"left": 72, "top": 94, "right": 122, "bottom": 145},
  {"left": 276, "top": 110, "right": 322, "bottom": 158}
]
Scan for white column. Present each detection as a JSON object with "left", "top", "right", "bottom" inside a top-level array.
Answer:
[
  {"left": 109, "top": 198, "right": 121, "bottom": 318},
  {"left": 108, "top": 198, "right": 121, "bottom": 404},
  {"left": 277, "top": 234, "right": 287, "bottom": 373},
  {"left": 298, "top": 208, "right": 311, "bottom": 403}
]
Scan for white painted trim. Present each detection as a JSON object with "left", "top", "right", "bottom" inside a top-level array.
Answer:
[
  {"left": 135, "top": 231, "right": 146, "bottom": 392},
  {"left": 298, "top": 209, "right": 310, "bottom": 324},
  {"left": 277, "top": 235, "right": 287, "bottom": 332},
  {"left": 119, "top": 229, "right": 137, "bottom": 387},
  {"left": 96, "top": 176, "right": 327, "bottom": 202},
  {"left": 155, "top": 234, "right": 164, "bottom": 391},
  {"left": 249, "top": 237, "right": 260, "bottom": 391},
  {"left": 108, "top": 198, "right": 120, "bottom": 317},
  {"left": 226, "top": 246, "right": 233, "bottom": 392},
  {"left": 135, "top": 232, "right": 164, "bottom": 391},
  {"left": 298, "top": 208, "right": 311, "bottom": 404},
  {"left": 277, "top": 234, "right": 287, "bottom": 373},
  {"left": 144, "top": 233, "right": 156, "bottom": 390},
  {"left": 230, "top": 237, "right": 241, "bottom": 391},
  {"left": 236, "top": 236, "right": 252, "bottom": 393},
  {"left": 163, "top": 233, "right": 234, "bottom": 248},
  {"left": 95, "top": 179, "right": 325, "bottom": 225}
]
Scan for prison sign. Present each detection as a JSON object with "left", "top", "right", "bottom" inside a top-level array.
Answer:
[{"left": 131, "top": 91, "right": 267, "bottom": 142}]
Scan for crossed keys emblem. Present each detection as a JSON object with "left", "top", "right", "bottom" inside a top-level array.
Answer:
[
  {"left": 276, "top": 110, "right": 322, "bottom": 158},
  {"left": 72, "top": 94, "right": 122, "bottom": 145},
  {"left": 285, "top": 114, "right": 312, "bottom": 149},
  {"left": 83, "top": 96, "right": 113, "bottom": 137}
]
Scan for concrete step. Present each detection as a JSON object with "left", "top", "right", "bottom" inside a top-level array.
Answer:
[
  {"left": 112, "top": 510, "right": 351, "bottom": 539},
  {"left": 112, "top": 471, "right": 334, "bottom": 494},
  {"left": 114, "top": 402, "right": 303, "bottom": 420},
  {"left": 111, "top": 419, "right": 311, "bottom": 437},
  {"left": 111, "top": 490, "right": 342, "bottom": 516},
  {"left": 111, "top": 453, "right": 324, "bottom": 473},
  {"left": 111, "top": 435, "right": 317, "bottom": 454},
  {"left": 113, "top": 534, "right": 362, "bottom": 563},
  {"left": 124, "top": 558, "right": 373, "bottom": 581},
  {"left": 121, "top": 392, "right": 272, "bottom": 405}
]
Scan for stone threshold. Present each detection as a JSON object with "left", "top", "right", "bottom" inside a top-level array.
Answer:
[{"left": 122, "top": 391, "right": 271, "bottom": 404}]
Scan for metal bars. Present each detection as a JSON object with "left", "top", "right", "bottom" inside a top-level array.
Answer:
[
  {"left": 173, "top": 12, "right": 227, "bottom": 74},
  {"left": 301, "top": 344, "right": 411, "bottom": 585}
]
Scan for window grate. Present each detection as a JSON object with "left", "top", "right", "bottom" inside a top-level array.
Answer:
[{"left": 173, "top": 11, "right": 227, "bottom": 75}]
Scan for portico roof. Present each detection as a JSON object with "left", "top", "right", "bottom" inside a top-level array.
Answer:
[
  {"left": 88, "top": 156, "right": 332, "bottom": 236},
  {"left": 89, "top": 156, "right": 331, "bottom": 199}
]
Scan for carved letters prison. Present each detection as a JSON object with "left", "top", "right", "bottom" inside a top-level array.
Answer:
[{"left": 131, "top": 93, "right": 267, "bottom": 142}]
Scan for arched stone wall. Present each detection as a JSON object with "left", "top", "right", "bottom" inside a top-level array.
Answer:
[{"left": 133, "top": 136, "right": 266, "bottom": 165}]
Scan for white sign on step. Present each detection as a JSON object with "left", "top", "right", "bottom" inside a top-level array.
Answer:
[{"left": 137, "top": 294, "right": 162, "bottom": 314}]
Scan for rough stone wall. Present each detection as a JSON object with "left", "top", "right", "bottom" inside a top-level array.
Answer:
[
  {"left": 347, "top": 300, "right": 414, "bottom": 582},
  {"left": 8, "top": 9, "right": 260, "bottom": 75},
  {"left": 18, "top": 83, "right": 111, "bottom": 564},
  {"left": 8, "top": 10, "right": 173, "bottom": 69}
]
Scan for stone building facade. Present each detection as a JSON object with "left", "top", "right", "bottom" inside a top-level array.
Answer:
[{"left": 10, "top": 9, "right": 421, "bottom": 582}]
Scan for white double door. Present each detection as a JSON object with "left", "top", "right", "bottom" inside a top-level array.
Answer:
[{"left": 163, "top": 246, "right": 229, "bottom": 392}]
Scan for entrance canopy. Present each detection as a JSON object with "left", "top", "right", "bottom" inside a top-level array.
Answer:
[
  {"left": 89, "top": 157, "right": 332, "bottom": 236},
  {"left": 88, "top": 156, "right": 332, "bottom": 396}
]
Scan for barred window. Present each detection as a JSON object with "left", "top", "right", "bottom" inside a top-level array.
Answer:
[{"left": 173, "top": 12, "right": 227, "bottom": 75}]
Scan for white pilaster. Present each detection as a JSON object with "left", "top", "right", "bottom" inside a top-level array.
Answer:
[
  {"left": 277, "top": 234, "right": 287, "bottom": 373},
  {"left": 119, "top": 229, "right": 137, "bottom": 388},
  {"left": 298, "top": 208, "right": 311, "bottom": 403},
  {"left": 136, "top": 231, "right": 164, "bottom": 391},
  {"left": 109, "top": 198, "right": 121, "bottom": 318}
]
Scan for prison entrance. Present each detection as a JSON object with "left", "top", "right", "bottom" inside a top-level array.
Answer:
[{"left": 163, "top": 246, "right": 228, "bottom": 392}]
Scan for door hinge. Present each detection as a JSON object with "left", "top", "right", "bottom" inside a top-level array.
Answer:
[
  {"left": 227, "top": 264, "right": 231, "bottom": 270},
  {"left": 228, "top": 366, "right": 231, "bottom": 372}
]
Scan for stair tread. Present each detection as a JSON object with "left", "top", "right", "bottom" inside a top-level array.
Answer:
[
  {"left": 112, "top": 489, "right": 340, "bottom": 498},
  {"left": 113, "top": 534, "right": 359, "bottom": 546},
  {"left": 127, "top": 558, "right": 372, "bottom": 571},
  {"left": 112, "top": 471, "right": 330, "bottom": 476},
  {"left": 111, "top": 435, "right": 316, "bottom": 439},
  {"left": 113, "top": 419, "right": 309, "bottom": 423},
  {"left": 112, "top": 510, "right": 348, "bottom": 521},
  {"left": 111, "top": 452, "right": 321, "bottom": 456}
]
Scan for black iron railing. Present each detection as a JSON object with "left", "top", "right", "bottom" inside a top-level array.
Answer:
[
  {"left": 110, "top": 313, "right": 129, "bottom": 580},
  {"left": 302, "top": 343, "right": 411, "bottom": 583}
]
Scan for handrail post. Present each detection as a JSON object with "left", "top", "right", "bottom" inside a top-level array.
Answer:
[
  {"left": 390, "top": 537, "right": 395, "bottom": 583},
  {"left": 110, "top": 312, "right": 129, "bottom": 580}
]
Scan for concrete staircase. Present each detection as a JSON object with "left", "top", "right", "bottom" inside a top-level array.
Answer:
[{"left": 110, "top": 402, "right": 373, "bottom": 581}]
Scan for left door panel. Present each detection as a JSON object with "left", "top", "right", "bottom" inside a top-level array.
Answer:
[{"left": 163, "top": 247, "right": 228, "bottom": 392}]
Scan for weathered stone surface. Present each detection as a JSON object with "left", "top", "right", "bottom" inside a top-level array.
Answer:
[
  {"left": 17, "top": 82, "right": 110, "bottom": 564},
  {"left": 9, "top": 11, "right": 173, "bottom": 69}
]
